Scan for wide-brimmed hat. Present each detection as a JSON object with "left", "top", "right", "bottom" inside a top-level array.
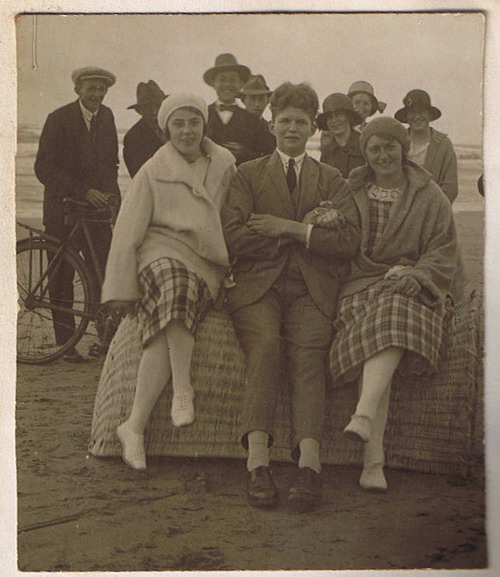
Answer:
[
  {"left": 203, "top": 53, "right": 251, "bottom": 86},
  {"left": 348, "top": 81, "right": 386, "bottom": 116},
  {"left": 394, "top": 89, "right": 442, "bottom": 123},
  {"left": 71, "top": 66, "right": 116, "bottom": 87},
  {"left": 316, "top": 93, "right": 363, "bottom": 131},
  {"left": 238, "top": 74, "right": 272, "bottom": 97},
  {"left": 157, "top": 93, "right": 208, "bottom": 131},
  {"left": 359, "top": 116, "right": 410, "bottom": 158},
  {"left": 127, "top": 80, "right": 167, "bottom": 110}
]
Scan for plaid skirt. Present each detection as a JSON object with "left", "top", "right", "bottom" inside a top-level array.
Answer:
[
  {"left": 330, "top": 281, "right": 449, "bottom": 385},
  {"left": 137, "top": 258, "right": 213, "bottom": 347}
]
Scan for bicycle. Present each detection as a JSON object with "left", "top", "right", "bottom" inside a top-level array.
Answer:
[{"left": 16, "top": 197, "right": 121, "bottom": 364}]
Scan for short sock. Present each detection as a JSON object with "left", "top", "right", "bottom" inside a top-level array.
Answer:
[
  {"left": 298, "top": 438, "right": 321, "bottom": 474},
  {"left": 246, "top": 430, "right": 270, "bottom": 471}
]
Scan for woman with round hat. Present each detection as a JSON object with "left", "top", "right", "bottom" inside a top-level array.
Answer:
[
  {"left": 317, "top": 93, "right": 365, "bottom": 178},
  {"left": 96, "top": 93, "right": 236, "bottom": 471},
  {"left": 322, "top": 116, "right": 466, "bottom": 491},
  {"left": 395, "top": 89, "right": 458, "bottom": 203},
  {"left": 347, "top": 81, "right": 386, "bottom": 131}
]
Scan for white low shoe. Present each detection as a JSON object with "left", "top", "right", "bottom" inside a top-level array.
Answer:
[
  {"left": 360, "top": 462, "right": 388, "bottom": 492},
  {"left": 116, "top": 422, "right": 147, "bottom": 471},
  {"left": 343, "top": 414, "right": 372, "bottom": 443},
  {"left": 171, "top": 391, "right": 195, "bottom": 428}
]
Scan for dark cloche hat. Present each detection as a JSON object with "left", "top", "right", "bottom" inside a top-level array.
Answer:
[
  {"left": 394, "top": 89, "right": 442, "bottom": 123},
  {"left": 239, "top": 74, "right": 272, "bottom": 96},
  {"left": 316, "top": 93, "right": 364, "bottom": 131},
  {"left": 203, "top": 53, "right": 251, "bottom": 86},
  {"left": 71, "top": 66, "right": 116, "bottom": 87},
  {"left": 127, "top": 80, "right": 168, "bottom": 110}
]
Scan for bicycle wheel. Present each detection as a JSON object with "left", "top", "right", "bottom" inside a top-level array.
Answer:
[{"left": 16, "top": 238, "right": 95, "bottom": 364}]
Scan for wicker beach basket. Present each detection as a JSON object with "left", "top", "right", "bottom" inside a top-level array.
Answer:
[{"left": 89, "top": 290, "right": 483, "bottom": 476}]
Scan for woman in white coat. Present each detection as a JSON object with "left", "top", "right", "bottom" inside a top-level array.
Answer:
[{"left": 101, "top": 93, "right": 235, "bottom": 470}]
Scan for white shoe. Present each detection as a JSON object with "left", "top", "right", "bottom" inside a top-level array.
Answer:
[
  {"left": 116, "top": 422, "right": 147, "bottom": 470},
  {"left": 343, "top": 414, "right": 372, "bottom": 443},
  {"left": 171, "top": 391, "right": 195, "bottom": 428},
  {"left": 360, "top": 462, "right": 387, "bottom": 492}
]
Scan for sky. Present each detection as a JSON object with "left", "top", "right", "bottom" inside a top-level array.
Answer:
[{"left": 16, "top": 12, "right": 484, "bottom": 145}]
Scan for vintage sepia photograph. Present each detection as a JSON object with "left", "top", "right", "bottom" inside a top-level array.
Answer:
[{"left": 6, "top": 4, "right": 497, "bottom": 575}]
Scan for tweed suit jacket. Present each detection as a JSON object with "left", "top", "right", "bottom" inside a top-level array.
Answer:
[
  {"left": 206, "top": 103, "right": 276, "bottom": 165},
  {"left": 221, "top": 151, "right": 361, "bottom": 319},
  {"left": 123, "top": 117, "right": 165, "bottom": 178},
  {"left": 35, "top": 100, "right": 120, "bottom": 232}
]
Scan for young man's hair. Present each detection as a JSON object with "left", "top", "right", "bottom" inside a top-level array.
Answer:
[{"left": 269, "top": 82, "right": 319, "bottom": 121}]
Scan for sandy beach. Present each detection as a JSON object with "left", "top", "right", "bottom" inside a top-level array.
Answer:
[{"left": 15, "top": 209, "right": 486, "bottom": 572}]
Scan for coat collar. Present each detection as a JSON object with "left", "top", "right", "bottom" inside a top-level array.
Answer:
[{"left": 348, "top": 161, "right": 434, "bottom": 256}]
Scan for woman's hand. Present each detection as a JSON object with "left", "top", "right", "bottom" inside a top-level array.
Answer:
[
  {"left": 247, "top": 214, "right": 293, "bottom": 238},
  {"left": 389, "top": 276, "right": 422, "bottom": 297},
  {"left": 303, "top": 202, "right": 345, "bottom": 229}
]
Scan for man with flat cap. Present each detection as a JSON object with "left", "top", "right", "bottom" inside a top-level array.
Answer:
[
  {"left": 123, "top": 80, "right": 168, "bottom": 177},
  {"left": 35, "top": 65, "right": 120, "bottom": 361},
  {"left": 204, "top": 54, "right": 275, "bottom": 165}
]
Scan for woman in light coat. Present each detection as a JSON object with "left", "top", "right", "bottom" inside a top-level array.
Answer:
[
  {"left": 325, "top": 117, "right": 465, "bottom": 491},
  {"left": 101, "top": 93, "right": 235, "bottom": 470}
]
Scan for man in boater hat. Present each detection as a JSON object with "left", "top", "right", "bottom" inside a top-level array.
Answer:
[
  {"left": 123, "top": 80, "right": 168, "bottom": 177},
  {"left": 35, "top": 66, "right": 120, "bottom": 361},
  {"left": 204, "top": 54, "right": 275, "bottom": 164}
]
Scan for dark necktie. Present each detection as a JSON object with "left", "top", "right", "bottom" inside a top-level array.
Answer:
[
  {"left": 89, "top": 114, "right": 97, "bottom": 141},
  {"left": 219, "top": 104, "right": 238, "bottom": 112},
  {"left": 286, "top": 158, "right": 297, "bottom": 193}
]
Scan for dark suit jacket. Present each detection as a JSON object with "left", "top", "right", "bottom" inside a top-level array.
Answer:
[
  {"left": 221, "top": 151, "right": 361, "bottom": 318},
  {"left": 206, "top": 104, "right": 275, "bottom": 165},
  {"left": 35, "top": 100, "right": 120, "bottom": 231},
  {"left": 123, "top": 118, "right": 165, "bottom": 178}
]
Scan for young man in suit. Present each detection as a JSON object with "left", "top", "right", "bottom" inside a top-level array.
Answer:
[
  {"left": 35, "top": 66, "right": 120, "bottom": 361},
  {"left": 123, "top": 80, "right": 167, "bottom": 177},
  {"left": 222, "top": 82, "right": 361, "bottom": 512},
  {"left": 204, "top": 54, "right": 275, "bottom": 165},
  {"left": 239, "top": 74, "right": 276, "bottom": 153}
]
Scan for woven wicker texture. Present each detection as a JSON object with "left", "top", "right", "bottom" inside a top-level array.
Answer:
[{"left": 89, "top": 291, "right": 483, "bottom": 475}]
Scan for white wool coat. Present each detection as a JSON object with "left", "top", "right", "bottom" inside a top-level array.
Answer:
[{"left": 101, "top": 138, "right": 236, "bottom": 302}]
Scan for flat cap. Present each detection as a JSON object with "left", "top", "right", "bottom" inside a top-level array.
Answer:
[{"left": 71, "top": 66, "right": 116, "bottom": 87}]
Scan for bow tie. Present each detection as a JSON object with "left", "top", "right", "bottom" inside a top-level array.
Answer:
[{"left": 219, "top": 104, "right": 239, "bottom": 112}]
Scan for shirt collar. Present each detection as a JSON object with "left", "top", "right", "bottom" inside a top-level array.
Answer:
[
  {"left": 79, "top": 99, "right": 98, "bottom": 123},
  {"left": 216, "top": 99, "right": 239, "bottom": 109},
  {"left": 276, "top": 148, "right": 306, "bottom": 170}
]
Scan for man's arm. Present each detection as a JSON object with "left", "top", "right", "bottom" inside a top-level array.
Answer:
[
  {"left": 221, "top": 166, "right": 284, "bottom": 260},
  {"left": 307, "top": 172, "right": 361, "bottom": 260},
  {"left": 34, "top": 111, "right": 88, "bottom": 199}
]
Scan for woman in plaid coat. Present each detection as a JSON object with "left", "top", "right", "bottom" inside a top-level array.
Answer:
[
  {"left": 101, "top": 94, "right": 235, "bottom": 471},
  {"left": 326, "top": 117, "right": 466, "bottom": 492}
]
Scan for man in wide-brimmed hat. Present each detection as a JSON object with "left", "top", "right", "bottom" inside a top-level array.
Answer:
[
  {"left": 239, "top": 74, "right": 276, "bottom": 151},
  {"left": 317, "top": 93, "right": 365, "bottom": 178},
  {"left": 204, "top": 54, "right": 275, "bottom": 164},
  {"left": 34, "top": 66, "right": 120, "bottom": 361},
  {"left": 394, "top": 89, "right": 458, "bottom": 203},
  {"left": 123, "top": 80, "right": 168, "bottom": 177}
]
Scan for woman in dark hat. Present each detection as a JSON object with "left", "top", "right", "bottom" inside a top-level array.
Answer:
[
  {"left": 317, "top": 93, "right": 365, "bottom": 178},
  {"left": 347, "top": 81, "right": 386, "bottom": 131},
  {"left": 320, "top": 117, "right": 465, "bottom": 491},
  {"left": 395, "top": 89, "right": 458, "bottom": 203}
]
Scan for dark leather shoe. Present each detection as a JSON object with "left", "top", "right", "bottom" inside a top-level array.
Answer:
[
  {"left": 246, "top": 466, "right": 279, "bottom": 508},
  {"left": 288, "top": 467, "right": 322, "bottom": 513}
]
